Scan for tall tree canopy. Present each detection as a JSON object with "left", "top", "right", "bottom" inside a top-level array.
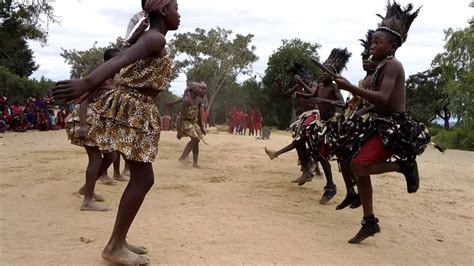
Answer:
[
  {"left": 169, "top": 27, "right": 258, "bottom": 112},
  {"left": 406, "top": 67, "right": 453, "bottom": 129},
  {"left": 60, "top": 37, "right": 124, "bottom": 79},
  {"left": 0, "top": 0, "right": 56, "bottom": 77},
  {"left": 432, "top": 20, "right": 474, "bottom": 126},
  {"left": 261, "top": 38, "right": 321, "bottom": 129}
]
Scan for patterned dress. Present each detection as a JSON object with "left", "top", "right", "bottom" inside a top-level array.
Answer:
[
  {"left": 180, "top": 105, "right": 204, "bottom": 140},
  {"left": 88, "top": 55, "right": 172, "bottom": 163},
  {"left": 65, "top": 82, "right": 113, "bottom": 147}
]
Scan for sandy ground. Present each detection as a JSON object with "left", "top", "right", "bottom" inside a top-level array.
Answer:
[{"left": 0, "top": 128, "right": 473, "bottom": 265}]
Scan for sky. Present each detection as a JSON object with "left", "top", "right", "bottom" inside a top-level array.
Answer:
[{"left": 30, "top": 0, "right": 473, "bottom": 96}]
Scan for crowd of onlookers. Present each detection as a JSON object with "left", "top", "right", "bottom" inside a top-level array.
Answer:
[
  {"left": 227, "top": 107, "right": 263, "bottom": 136},
  {"left": 0, "top": 95, "right": 68, "bottom": 133},
  {"left": 0, "top": 95, "right": 212, "bottom": 134}
]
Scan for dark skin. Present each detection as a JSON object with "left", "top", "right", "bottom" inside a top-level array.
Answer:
[
  {"left": 336, "top": 54, "right": 379, "bottom": 210},
  {"left": 265, "top": 75, "right": 323, "bottom": 182},
  {"left": 297, "top": 72, "right": 345, "bottom": 121},
  {"left": 335, "top": 30, "right": 405, "bottom": 228},
  {"left": 277, "top": 75, "right": 317, "bottom": 113},
  {"left": 52, "top": 1, "right": 180, "bottom": 264},
  {"left": 296, "top": 73, "right": 344, "bottom": 192},
  {"left": 178, "top": 83, "right": 207, "bottom": 168}
]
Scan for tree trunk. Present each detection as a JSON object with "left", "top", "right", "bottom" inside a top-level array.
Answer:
[
  {"left": 444, "top": 117, "right": 450, "bottom": 130},
  {"left": 442, "top": 106, "right": 450, "bottom": 130}
]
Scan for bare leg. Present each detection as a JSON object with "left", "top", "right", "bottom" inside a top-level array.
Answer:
[
  {"left": 113, "top": 152, "right": 128, "bottom": 182},
  {"left": 336, "top": 159, "right": 359, "bottom": 210},
  {"left": 81, "top": 147, "right": 111, "bottom": 211},
  {"left": 101, "top": 160, "right": 153, "bottom": 265},
  {"left": 314, "top": 161, "right": 322, "bottom": 176},
  {"left": 265, "top": 141, "right": 295, "bottom": 160},
  {"left": 352, "top": 161, "right": 399, "bottom": 176},
  {"left": 192, "top": 138, "right": 201, "bottom": 168},
  {"left": 348, "top": 161, "right": 380, "bottom": 244},
  {"left": 179, "top": 139, "right": 195, "bottom": 165},
  {"left": 319, "top": 158, "right": 337, "bottom": 204},
  {"left": 291, "top": 140, "right": 313, "bottom": 186},
  {"left": 122, "top": 155, "right": 130, "bottom": 177}
]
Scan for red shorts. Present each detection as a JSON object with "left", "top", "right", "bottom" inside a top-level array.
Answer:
[
  {"left": 302, "top": 114, "right": 317, "bottom": 126},
  {"left": 352, "top": 135, "right": 393, "bottom": 166},
  {"left": 320, "top": 142, "right": 330, "bottom": 158}
]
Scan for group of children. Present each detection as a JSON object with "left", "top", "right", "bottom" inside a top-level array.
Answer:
[
  {"left": 0, "top": 96, "right": 67, "bottom": 133},
  {"left": 227, "top": 107, "right": 263, "bottom": 136},
  {"left": 50, "top": 0, "right": 432, "bottom": 264},
  {"left": 265, "top": 1, "right": 431, "bottom": 244}
]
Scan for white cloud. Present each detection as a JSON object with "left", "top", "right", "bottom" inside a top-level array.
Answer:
[{"left": 30, "top": 0, "right": 473, "bottom": 95}]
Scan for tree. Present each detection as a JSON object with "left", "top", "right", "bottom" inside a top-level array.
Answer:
[
  {"left": 0, "top": 66, "right": 54, "bottom": 104},
  {"left": 60, "top": 37, "right": 125, "bottom": 79},
  {"left": 261, "top": 38, "right": 321, "bottom": 129},
  {"left": 406, "top": 67, "right": 453, "bottom": 129},
  {"left": 432, "top": 20, "right": 474, "bottom": 126},
  {"left": 169, "top": 27, "right": 259, "bottom": 113},
  {"left": 0, "top": 0, "right": 56, "bottom": 76}
]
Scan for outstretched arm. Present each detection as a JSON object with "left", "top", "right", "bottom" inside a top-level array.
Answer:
[
  {"left": 275, "top": 78, "right": 299, "bottom": 97},
  {"left": 308, "top": 97, "right": 346, "bottom": 108},
  {"left": 53, "top": 31, "right": 166, "bottom": 102},
  {"left": 335, "top": 61, "right": 400, "bottom": 107},
  {"left": 165, "top": 98, "right": 183, "bottom": 108}
]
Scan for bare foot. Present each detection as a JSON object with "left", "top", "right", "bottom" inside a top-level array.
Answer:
[
  {"left": 264, "top": 147, "right": 277, "bottom": 160},
  {"left": 80, "top": 200, "right": 110, "bottom": 212},
  {"left": 113, "top": 174, "right": 129, "bottom": 182},
  {"left": 126, "top": 242, "right": 148, "bottom": 255},
  {"left": 98, "top": 174, "right": 116, "bottom": 185},
  {"left": 192, "top": 164, "right": 201, "bottom": 169},
  {"left": 178, "top": 158, "right": 189, "bottom": 166},
  {"left": 291, "top": 173, "right": 312, "bottom": 186},
  {"left": 102, "top": 245, "right": 149, "bottom": 265},
  {"left": 78, "top": 187, "right": 105, "bottom": 202},
  {"left": 121, "top": 169, "right": 130, "bottom": 178}
]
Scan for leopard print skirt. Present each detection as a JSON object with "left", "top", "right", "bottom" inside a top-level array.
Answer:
[
  {"left": 65, "top": 106, "right": 99, "bottom": 147},
  {"left": 88, "top": 86, "right": 161, "bottom": 163}
]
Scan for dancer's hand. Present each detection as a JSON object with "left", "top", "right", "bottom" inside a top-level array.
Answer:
[
  {"left": 53, "top": 79, "right": 90, "bottom": 102},
  {"left": 78, "top": 125, "right": 90, "bottom": 139},
  {"left": 334, "top": 76, "right": 353, "bottom": 92},
  {"left": 201, "top": 127, "right": 206, "bottom": 135}
]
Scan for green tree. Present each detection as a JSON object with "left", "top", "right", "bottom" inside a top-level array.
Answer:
[
  {"left": 261, "top": 38, "right": 321, "bottom": 129},
  {"left": 60, "top": 37, "right": 125, "bottom": 79},
  {"left": 406, "top": 67, "right": 453, "bottom": 129},
  {"left": 0, "top": 66, "right": 54, "bottom": 104},
  {"left": 0, "top": 0, "right": 56, "bottom": 77},
  {"left": 432, "top": 20, "right": 474, "bottom": 126},
  {"left": 169, "top": 27, "right": 259, "bottom": 113}
]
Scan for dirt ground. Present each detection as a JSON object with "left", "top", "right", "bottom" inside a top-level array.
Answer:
[{"left": 0, "top": 129, "right": 473, "bottom": 265}]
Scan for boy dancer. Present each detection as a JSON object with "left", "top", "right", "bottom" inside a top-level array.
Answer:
[
  {"left": 297, "top": 48, "right": 351, "bottom": 203},
  {"left": 265, "top": 66, "right": 322, "bottom": 182},
  {"left": 334, "top": 1, "right": 429, "bottom": 243},
  {"left": 331, "top": 30, "right": 377, "bottom": 210}
]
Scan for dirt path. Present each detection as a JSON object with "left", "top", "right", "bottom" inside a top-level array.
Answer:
[{"left": 0, "top": 129, "right": 473, "bottom": 265}]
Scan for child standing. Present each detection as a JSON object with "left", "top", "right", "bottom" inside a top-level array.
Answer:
[
  {"left": 53, "top": 0, "right": 181, "bottom": 263},
  {"left": 334, "top": 2, "right": 428, "bottom": 243},
  {"left": 65, "top": 48, "right": 122, "bottom": 210},
  {"left": 177, "top": 82, "right": 207, "bottom": 168}
]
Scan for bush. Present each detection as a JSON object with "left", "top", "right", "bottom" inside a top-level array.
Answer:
[
  {"left": 0, "top": 66, "right": 54, "bottom": 104},
  {"left": 434, "top": 126, "right": 474, "bottom": 151},
  {"left": 428, "top": 126, "right": 443, "bottom": 137}
]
